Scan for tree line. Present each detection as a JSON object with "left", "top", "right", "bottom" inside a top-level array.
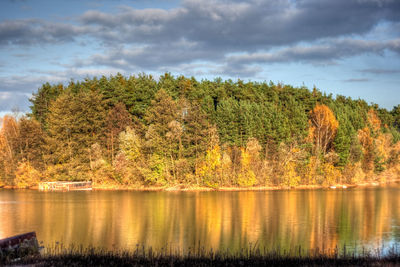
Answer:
[{"left": 1, "top": 73, "right": 400, "bottom": 188}]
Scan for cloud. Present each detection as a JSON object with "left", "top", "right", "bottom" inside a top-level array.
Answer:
[
  {"left": 0, "top": 67, "right": 127, "bottom": 111},
  {"left": 83, "top": 38, "right": 225, "bottom": 71},
  {"left": 63, "top": 37, "right": 400, "bottom": 80},
  {"left": 360, "top": 68, "right": 400, "bottom": 74},
  {"left": 66, "top": 0, "right": 400, "bottom": 75},
  {"left": 0, "top": 19, "right": 88, "bottom": 45},
  {"left": 1, "top": 0, "right": 400, "bottom": 109},
  {"left": 343, "top": 78, "right": 370, "bottom": 82},
  {"left": 1, "top": 0, "right": 399, "bottom": 77},
  {"left": 226, "top": 38, "right": 400, "bottom": 65},
  {"left": 0, "top": 74, "right": 64, "bottom": 93},
  {"left": 0, "top": 91, "right": 31, "bottom": 112},
  {"left": 2, "top": 0, "right": 400, "bottom": 49},
  {"left": 84, "top": 0, "right": 400, "bottom": 48},
  {"left": 216, "top": 64, "right": 263, "bottom": 78}
]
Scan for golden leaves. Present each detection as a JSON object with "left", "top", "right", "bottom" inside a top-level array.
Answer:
[{"left": 309, "top": 104, "right": 339, "bottom": 154}]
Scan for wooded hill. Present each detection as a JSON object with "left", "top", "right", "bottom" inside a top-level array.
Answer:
[{"left": 1, "top": 73, "right": 400, "bottom": 188}]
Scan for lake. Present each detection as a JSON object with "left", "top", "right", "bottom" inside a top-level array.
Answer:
[{"left": 1, "top": 186, "right": 399, "bottom": 255}]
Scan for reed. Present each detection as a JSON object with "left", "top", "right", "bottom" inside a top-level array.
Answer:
[{"left": 2, "top": 243, "right": 400, "bottom": 266}]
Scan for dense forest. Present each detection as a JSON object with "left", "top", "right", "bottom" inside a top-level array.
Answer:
[{"left": 1, "top": 73, "right": 400, "bottom": 188}]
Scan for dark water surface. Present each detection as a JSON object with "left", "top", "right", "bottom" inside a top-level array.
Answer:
[{"left": 1, "top": 186, "right": 399, "bottom": 254}]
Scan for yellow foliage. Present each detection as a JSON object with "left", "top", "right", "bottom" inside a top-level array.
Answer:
[
  {"left": 14, "top": 161, "right": 41, "bottom": 188},
  {"left": 322, "top": 163, "right": 341, "bottom": 185},
  {"left": 291, "top": 147, "right": 300, "bottom": 153},
  {"left": 241, "top": 148, "right": 251, "bottom": 168},
  {"left": 309, "top": 104, "right": 339, "bottom": 154},
  {"left": 237, "top": 170, "right": 256, "bottom": 187},
  {"left": 43, "top": 164, "right": 67, "bottom": 181},
  {"left": 208, "top": 145, "right": 221, "bottom": 170},
  {"left": 143, "top": 154, "right": 167, "bottom": 185},
  {"left": 367, "top": 109, "right": 381, "bottom": 133},
  {"left": 197, "top": 145, "right": 221, "bottom": 187},
  {"left": 236, "top": 148, "right": 257, "bottom": 187},
  {"left": 282, "top": 161, "right": 300, "bottom": 187},
  {"left": 305, "top": 156, "right": 318, "bottom": 185},
  {"left": 376, "top": 133, "right": 391, "bottom": 162}
]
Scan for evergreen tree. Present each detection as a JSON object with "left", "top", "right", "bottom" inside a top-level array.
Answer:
[
  {"left": 144, "top": 89, "right": 179, "bottom": 182},
  {"left": 215, "top": 97, "right": 240, "bottom": 145},
  {"left": 18, "top": 117, "right": 46, "bottom": 169},
  {"left": 29, "top": 83, "right": 64, "bottom": 128},
  {"left": 46, "top": 90, "right": 107, "bottom": 174}
]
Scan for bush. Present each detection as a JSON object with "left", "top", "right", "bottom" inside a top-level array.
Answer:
[{"left": 14, "top": 161, "right": 42, "bottom": 188}]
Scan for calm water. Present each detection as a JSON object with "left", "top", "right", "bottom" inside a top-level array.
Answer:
[{"left": 1, "top": 186, "right": 399, "bottom": 254}]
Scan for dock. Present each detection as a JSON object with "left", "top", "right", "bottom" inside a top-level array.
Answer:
[{"left": 38, "top": 181, "right": 92, "bottom": 191}]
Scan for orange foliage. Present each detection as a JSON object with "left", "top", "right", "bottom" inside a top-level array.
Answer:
[
  {"left": 367, "top": 109, "right": 381, "bottom": 133},
  {"left": 0, "top": 116, "right": 19, "bottom": 184},
  {"left": 358, "top": 127, "right": 374, "bottom": 174},
  {"left": 358, "top": 127, "right": 373, "bottom": 149},
  {"left": 1, "top": 115, "right": 19, "bottom": 154},
  {"left": 309, "top": 104, "right": 339, "bottom": 155}
]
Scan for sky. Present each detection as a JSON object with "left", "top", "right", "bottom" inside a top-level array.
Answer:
[{"left": 0, "top": 0, "right": 399, "bottom": 114}]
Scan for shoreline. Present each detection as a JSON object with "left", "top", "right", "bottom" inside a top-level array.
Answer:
[{"left": 1, "top": 180, "right": 398, "bottom": 191}]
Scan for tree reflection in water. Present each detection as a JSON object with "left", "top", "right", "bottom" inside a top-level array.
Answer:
[{"left": 0, "top": 186, "right": 399, "bottom": 255}]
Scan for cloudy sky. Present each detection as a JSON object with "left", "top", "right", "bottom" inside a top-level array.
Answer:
[{"left": 0, "top": 0, "right": 399, "bottom": 113}]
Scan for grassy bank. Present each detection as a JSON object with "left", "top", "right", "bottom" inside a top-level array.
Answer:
[{"left": 2, "top": 245, "right": 400, "bottom": 266}]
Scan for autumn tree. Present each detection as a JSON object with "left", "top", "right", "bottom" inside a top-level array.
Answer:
[
  {"left": 196, "top": 126, "right": 223, "bottom": 186},
  {"left": 237, "top": 147, "right": 257, "bottom": 187},
  {"left": 14, "top": 161, "right": 42, "bottom": 188},
  {"left": 358, "top": 126, "right": 374, "bottom": 176},
  {"left": 309, "top": 104, "right": 339, "bottom": 155},
  {"left": 0, "top": 116, "right": 20, "bottom": 185},
  {"left": 358, "top": 109, "right": 388, "bottom": 175},
  {"left": 197, "top": 144, "right": 222, "bottom": 187},
  {"left": 105, "top": 103, "right": 132, "bottom": 162},
  {"left": 114, "top": 127, "right": 145, "bottom": 184}
]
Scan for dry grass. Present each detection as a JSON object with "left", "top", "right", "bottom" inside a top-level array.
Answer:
[{"left": 2, "top": 243, "right": 400, "bottom": 266}]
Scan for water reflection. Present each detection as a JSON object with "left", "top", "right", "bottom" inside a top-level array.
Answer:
[{"left": 0, "top": 187, "right": 399, "bottom": 253}]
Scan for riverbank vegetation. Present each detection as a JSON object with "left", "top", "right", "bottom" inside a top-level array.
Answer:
[
  {"left": 2, "top": 244, "right": 400, "bottom": 266},
  {"left": 1, "top": 73, "right": 400, "bottom": 189}
]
